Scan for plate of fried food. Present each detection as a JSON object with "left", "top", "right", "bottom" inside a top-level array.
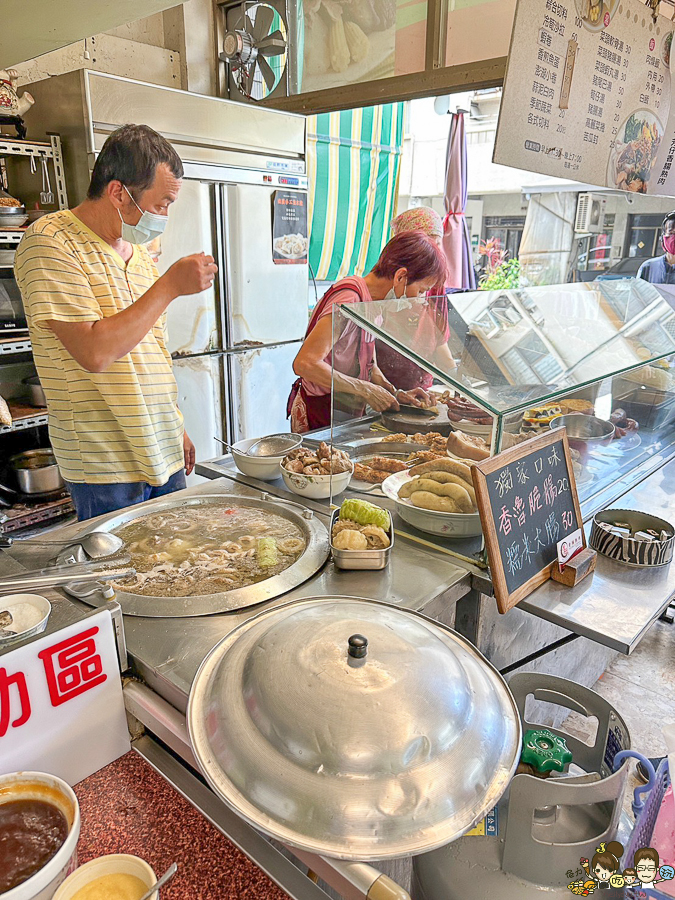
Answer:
[
  {"left": 350, "top": 442, "right": 433, "bottom": 494},
  {"left": 382, "top": 457, "right": 483, "bottom": 537},
  {"left": 380, "top": 431, "right": 449, "bottom": 454}
]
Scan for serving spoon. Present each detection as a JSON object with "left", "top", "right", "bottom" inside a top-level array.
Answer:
[
  {"left": 138, "top": 863, "right": 178, "bottom": 900},
  {"left": 0, "top": 531, "right": 124, "bottom": 560}
]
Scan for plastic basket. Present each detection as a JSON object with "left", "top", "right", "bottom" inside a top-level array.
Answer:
[{"left": 624, "top": 760, "right": 672, "bottom": 900}]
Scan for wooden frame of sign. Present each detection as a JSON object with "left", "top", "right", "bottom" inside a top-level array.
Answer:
[{"left": 471, "top": 428, "right": 585, "bottom": 614}]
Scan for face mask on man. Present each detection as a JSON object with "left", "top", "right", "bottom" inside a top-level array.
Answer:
[
  {"left": 118, "top": 185, "right": 168, "bottom": 245},
  {"left": 663, "top": 233, "right": 675, "bottom": 255}
]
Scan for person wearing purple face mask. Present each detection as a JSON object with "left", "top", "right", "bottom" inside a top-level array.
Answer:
[{"left": 637, "top": 211, "right": 675, "bottom": 284}]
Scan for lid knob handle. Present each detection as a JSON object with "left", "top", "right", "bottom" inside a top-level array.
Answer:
[{"left": 348, "top": 634, "right": 368, "bottom": 659}]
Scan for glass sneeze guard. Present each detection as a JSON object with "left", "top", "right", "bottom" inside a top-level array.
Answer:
[
  {"left": 337, "top": 280, "right": 675, "bottom": 417},
  {"left": 324, "top": 279, "right": 675, "bottom": 567}
]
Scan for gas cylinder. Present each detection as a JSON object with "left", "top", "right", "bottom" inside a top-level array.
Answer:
[{"left": 412, "top": 673, "right": 634, "bottom": 900}]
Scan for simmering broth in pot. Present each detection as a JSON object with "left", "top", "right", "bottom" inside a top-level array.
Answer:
[{"left": 113, "top": 505, "right": 306, "bottom": 597}]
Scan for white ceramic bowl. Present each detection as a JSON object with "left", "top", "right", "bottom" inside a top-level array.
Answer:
[
  {"left": 381, "top": 471, "right": 483, "bottom": 538},
  {"left": 281, "top": 462, "right": 353, "bottom": 500},
  {"left": 53, "top": 854, "right": 157, "bottom": 900},
  {"left": 0, "top": 594, "right": 51, "bottom": 647},
  {"left": 231, "top": 438, "right": 285, "bottom": 481},
  {"left": 1, "top": 771, "right": 80, "bottom": 900}
]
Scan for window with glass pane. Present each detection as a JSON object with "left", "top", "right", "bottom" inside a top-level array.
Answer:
[{"left": 298, "top": 0, "right": 426, "bottom": 95}]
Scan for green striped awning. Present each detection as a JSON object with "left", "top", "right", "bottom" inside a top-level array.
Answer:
[{"left": 307, "top": 103, "right": 405, "bottom": 282}]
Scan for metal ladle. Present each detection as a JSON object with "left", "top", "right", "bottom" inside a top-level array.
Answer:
[
  {"left": 246, "top": 433, "right": 302, "bottom": 458},
  {"left": 0, "top": 531, "right": 125, "bottom": 560},
  {"left": 215, "top": 433, "right": 302, "bottom": 457}
]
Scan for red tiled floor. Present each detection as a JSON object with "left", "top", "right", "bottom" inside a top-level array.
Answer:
[{"left": 74, "top": 751, "right": 289, "bottom": 900}]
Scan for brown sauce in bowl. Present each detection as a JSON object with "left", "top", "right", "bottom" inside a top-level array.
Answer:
[{"left": 0, "top": 799, "right": 68, "bottom": 893}]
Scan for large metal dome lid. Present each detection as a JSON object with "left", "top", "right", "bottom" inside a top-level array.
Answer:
[{"left": 187, "top": 597, "right": 521, "bottom": 860}]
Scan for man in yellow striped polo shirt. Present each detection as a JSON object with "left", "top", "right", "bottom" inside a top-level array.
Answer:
[{"left": 15, "top": 124, "right": 217, "bottom": 520}]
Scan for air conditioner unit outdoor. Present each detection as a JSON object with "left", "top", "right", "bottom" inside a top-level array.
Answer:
[{"left": 575, "top": 193, "right": 606, "bottom": 233}]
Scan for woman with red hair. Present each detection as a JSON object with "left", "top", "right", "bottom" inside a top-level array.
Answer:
[
  {"left": 288, "top": 231, "right": 447, "bottom": 433},
  {"left": 375, "top": 207, "right": 457, "bottom": 391}
]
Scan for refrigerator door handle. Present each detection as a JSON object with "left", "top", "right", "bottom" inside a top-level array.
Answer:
[{"left": 218, "top": 183, "right": 236, "bottom": 351}]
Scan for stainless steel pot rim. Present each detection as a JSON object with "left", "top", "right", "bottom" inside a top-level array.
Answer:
[
  {"left": 79, "top": 493, "right": 330, "bottom": 617},
  {"left": 187, "top": 596, "right": 522, "bottom": 861},
  {"left": 9, "top": 449, "right": 57, "bottom": 469}
]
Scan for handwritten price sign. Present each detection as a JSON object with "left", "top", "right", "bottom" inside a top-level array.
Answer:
[{"left": 472, "top": 429, "right": 584, "bottom": 613}]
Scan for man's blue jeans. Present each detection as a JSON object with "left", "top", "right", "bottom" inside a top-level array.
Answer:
[{"left": 65, "top": 469, "right": 187, "bottom": 521}]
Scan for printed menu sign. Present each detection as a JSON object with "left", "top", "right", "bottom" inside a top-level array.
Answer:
[
  {"left": 0, "top": 610, "right": 129, "bottom": 785},
  {"left": 472, "top": 430, "right": 584, "bottom": 613},
  {"left": 494, "top": 0, "right": 675, "bottom": 196},
  {"left": 272, "top": 190, "right": 308, "bottom": 265}
]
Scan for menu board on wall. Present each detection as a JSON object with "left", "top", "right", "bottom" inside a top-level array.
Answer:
[
  {"left": 471, "top": 429, "right": 584, "bottom": 613},
  {"left": 494, "top": 0, "right": 675, "bottom": 197}
]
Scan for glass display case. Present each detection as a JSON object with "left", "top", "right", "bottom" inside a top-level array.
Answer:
[{"left": 328, "top": 279, "right": 675, "bottom": 563}]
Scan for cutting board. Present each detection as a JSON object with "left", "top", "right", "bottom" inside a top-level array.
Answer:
[{"left": 381, "top": 405, "right": 453, "bottom": 435}]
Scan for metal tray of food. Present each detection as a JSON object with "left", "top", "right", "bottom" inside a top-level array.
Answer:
[
  {"left": 78, "top": 493, "right": 330, "bottom": 617},
  {"left": 611, "top": 386, "right": 675, "bottom": 432},
  {"left": 330, "top": 508, "right": 393, "bottom": 570}
]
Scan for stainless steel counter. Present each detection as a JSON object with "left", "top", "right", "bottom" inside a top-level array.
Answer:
[
  {"left": 5, "top": 478, "right": 471, "bottom": 712},
  {"left": 198, "top": 440, "right": 675, "bottom": 656},
  {"left": 196, "top": 417, "right": 486, "bottom": 570},
  {"left": 519, "top": 457, "right": 675, "bottom": 654}
]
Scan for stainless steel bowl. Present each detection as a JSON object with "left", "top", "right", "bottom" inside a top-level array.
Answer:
[
  {"left": 550, "top": 413, "right": 615, "bottom": 459},
  {"left": 329, "top": 508, "right": 393, "bottom": 570},
  {"left": 0, "top": 207, "right": 28, "bottom": 227},
  {"left": 9, "top": 449, "right": 63, "bottom": 494}
]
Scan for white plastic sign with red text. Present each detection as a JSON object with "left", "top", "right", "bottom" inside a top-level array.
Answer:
[
  {"left": 557, "top": 527, "right": 584, "bottom": 569},
  {"left": 0, "top": 610, "right": 130, "bottom": 785}
]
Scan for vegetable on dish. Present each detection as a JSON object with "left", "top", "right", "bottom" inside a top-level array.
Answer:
[
  {"left": 338, "top": 499, "right": 390, "bottom": 530},
  {"left": 331, "top": 499, "right": 391, "bottom": 551}
]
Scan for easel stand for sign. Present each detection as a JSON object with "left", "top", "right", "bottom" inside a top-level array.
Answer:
[{"left": 472, "top": 428, "right": 593, "bottom": 614}]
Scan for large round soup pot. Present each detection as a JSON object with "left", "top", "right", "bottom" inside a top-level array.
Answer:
[
  {"left": 0, "top": 771, "right": 80, "bottom": 900},
  {"left": 188, "top": 596, "right": 521, "bottom": 861}
]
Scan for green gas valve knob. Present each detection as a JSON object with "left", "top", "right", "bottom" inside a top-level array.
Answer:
[{"left": 518, "top": 728, "right": 572, "bottom": 778}]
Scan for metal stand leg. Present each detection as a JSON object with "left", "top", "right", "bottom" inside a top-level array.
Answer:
[
  {"left": 659, "top": 600, "right": 675, "bottom": 624},
  {"left": 454, "top": 589, "right": 481, "bottom": 646}
]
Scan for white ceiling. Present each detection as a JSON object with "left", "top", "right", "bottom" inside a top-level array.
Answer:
[{"left": 1, "top": 0, "right": 179, "bottom": 68}]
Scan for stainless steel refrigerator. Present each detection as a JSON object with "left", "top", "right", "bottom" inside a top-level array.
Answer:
[{"left": 23, "top": 70, "right": 309, "bottom": 470}]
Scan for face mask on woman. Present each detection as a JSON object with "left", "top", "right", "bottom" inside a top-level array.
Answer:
[{"left": 383, "top": 278, "right": 406, "bottom": 301}]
